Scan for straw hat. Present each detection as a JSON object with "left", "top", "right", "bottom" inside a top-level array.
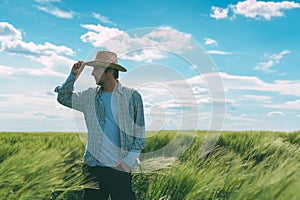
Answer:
[{"left": 85, "top": 51, "right": 127, "bottom": 72}]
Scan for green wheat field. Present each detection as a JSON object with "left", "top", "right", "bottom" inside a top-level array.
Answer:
[{"left": 0, "top": 131, "right": 299, "bottom": 200}]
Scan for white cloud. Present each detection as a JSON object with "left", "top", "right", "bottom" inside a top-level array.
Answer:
[
  {"left": 190, "top": 86, "right": 208, "bottom": 95},
  {"left": 133, "top": 82, "right": 205, "bottom": 130},
  {"left": 0, "top": 22, "right": 74, "bottom": 57},
  {"left": 35, "top": 1, "right": 116, "bottom": 26},
  {"left": 187, "top": 72, "right": 300, "bottom": 97},
  {"left": 211, "top": 0, "right": 300, "bottom": 20},
  {"left": 0, "top": 22, "right": 22, "bottom": 42},
  {"left": 278, "top": 72, "right": 287, "bottom": 76},
  {"left": 270, "top": 50, "right": 290, "bottom": 61},
  {"left": 159, "top": 99, "right": 182, "bottom": 109},
  {"left": 2, "top": 40, "right": 74, "bottom": 57},
  {"left": 121, "top": 49, "right": 165, "bottom": 62},
  {"left": 80, "top": 25, "right": 193, "bottom": 62},
  {"left": 145, "top": 26, "right": 193, "bottom": 51},
  {"left": 80, "top": 24, "right": 125, "bottom": 47},
  {"left": 264, "top": 99, "right": 300, "bottom": 110},
  {"left": 0, "top": 64, "right": 65, "bottom": 77},
  {"left": 0, "top": 92, "right": 72, "bottom": 130},
  {"left": 225, "top": 113, "right": 258, "bottom": 122},
  {"left": 242, "top": 94, "right": 272, "bottom": 102},
  {"left": 207, "top": 50, "right": 232, "bottom": 55},
  {"left": 0, "top": 22, "right": 75, "bottom": 77},
  {"left": 254, "top": 60, "right": 274, "bottom": 73},
  {"left": 0, "top": 93, "right": 54, "bottom": 111},
  {"left": 267, "top": 111, "right": 285, "bottom": 117},
  {"left": 35, "top": 5, "right": 75, "bottom": 19},
  {"left": 190, "top": 65, "right": 199, "bottom": 70},
  {"left": 210, "top": 6, "right": 229, "bottom": 19},
  {"left": 92, "top": 12, "right": 116, "bottom": 26},
  {"left": 17, "top": 67, "right": 65, "bottom": 77},
  {"left": 240, "top": 114, "right": 247, "bottom": 118},
  {"left": 33, "top": 112, "right": 60, "bottom": 119},
  {"left": 254, "top": 50, "right": 290, "bottom": 73},
  {"left": 0, "top": 65, "right": 14, "bottom": 75},
  {"left": 234, "top": 0, "right": 300, "bottom": 20},
  {"left": 286, "top": 99, "right": 300, "bottom": 106},
  {"left": 204, "top": 38, "right": 218, "bottom": 46}
]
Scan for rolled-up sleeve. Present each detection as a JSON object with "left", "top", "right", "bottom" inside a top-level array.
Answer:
[
  {"left": 132, "top": 91, "right": 146, "bottom": 150},
  {"left": 123, "top": 91, "right": 146, "bottom": 168}
]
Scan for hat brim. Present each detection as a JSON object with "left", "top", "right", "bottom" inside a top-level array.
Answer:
[{"left": 85, "top": 61, "right": 127, "bottom": 72}]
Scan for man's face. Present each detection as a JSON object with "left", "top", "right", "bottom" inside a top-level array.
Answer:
[{"left": 91, "top": 66, "right": 106, "bottom": 85}]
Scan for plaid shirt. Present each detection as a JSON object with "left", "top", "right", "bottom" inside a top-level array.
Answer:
[{"left": 54, "top": 73, "right": 145, "bottom": 169}]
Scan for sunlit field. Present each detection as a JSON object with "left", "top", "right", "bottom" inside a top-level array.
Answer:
[{"left": 1, "top": 131, "right": 299, "bottom": 200}]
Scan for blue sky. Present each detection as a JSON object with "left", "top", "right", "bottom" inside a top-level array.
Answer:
[{"left": 0, "top": 0, "right": 300, "bottom": 132}]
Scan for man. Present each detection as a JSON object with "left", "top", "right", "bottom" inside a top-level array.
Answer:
[{"left": 54, "top": 51, "right": 146, "bottom": 200}]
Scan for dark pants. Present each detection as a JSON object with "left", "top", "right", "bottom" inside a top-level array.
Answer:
[{"left": 82, "top": 165, "right": 136, "bottom": 200}]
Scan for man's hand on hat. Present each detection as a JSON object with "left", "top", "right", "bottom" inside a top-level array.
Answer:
[{"left": 71, "top": 61, "right": 85, "bottom": 76}]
